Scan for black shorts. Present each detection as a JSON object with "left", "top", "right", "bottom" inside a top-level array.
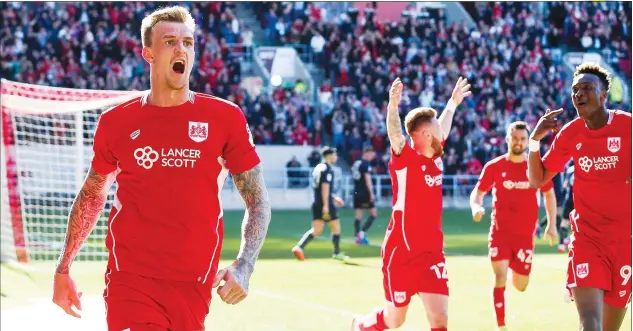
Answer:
[
  {"left": 312, "top": 202, "right": 338, "bottom": 221},
  {"left": 353, "top": 192, "right": 374, "bottom": 209}
]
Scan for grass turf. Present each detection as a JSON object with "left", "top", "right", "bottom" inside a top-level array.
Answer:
[{"left": 2, "top": 208, "right": 631, "bottom": 331}]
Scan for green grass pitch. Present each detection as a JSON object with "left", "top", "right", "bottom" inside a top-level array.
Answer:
[{"left": 1, "top": 208, "right": 631, "bottom": 331}]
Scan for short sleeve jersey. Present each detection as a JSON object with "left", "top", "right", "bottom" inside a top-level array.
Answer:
[
  {"left": 476, "top": 155, "right": 554, "bottom": 238},
  {"left": 352, "top": 159, "right": 371, "bottom": 195},
  {"left": 542, "top": 110, "right": 631, "bottom": 240},
  {"left": 386, "top": 143, "right": 444, "bottom": 252},
  {"left": 312, "top": 162, "right": 334, "bottom": 204},
  {"left": 92, "top": 92, "right": 260, "bottom": 284}
]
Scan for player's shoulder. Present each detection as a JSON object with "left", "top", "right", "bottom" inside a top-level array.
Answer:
[
  {"left": 611, "top": 109, "right": 631, "bottom": 124},
  {"left": 100, "top": 95, "right": 144, "bottom": 120},
  {"left": 314, "top": 162, "right": 328, "bottom": 172},
  {"left": 194, "top": 93, "right": 241, "bottom": 112},
  {"left": 485, "top": 155, "right": 506, "bottom": 168},
  {"left": 558, "top": 116, "right": 585, "bottom": 135}
]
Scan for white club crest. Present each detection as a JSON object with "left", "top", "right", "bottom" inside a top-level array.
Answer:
[
  {"left": 576, "top": 263, "right": 589, "bottom": 279},
  {"left": 189, "top": 121, "right": 208, "bottom": 143},
  {"left": 607, "top": 137, "right": 620, "bottom": 153},
  {"left": 394, "top": 291, "right": 407, "bottom": 304},
  {"left": 434, "top": 158, "right": 444, "bottom": 171}
]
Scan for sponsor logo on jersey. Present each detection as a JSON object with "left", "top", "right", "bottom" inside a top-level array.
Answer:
[
  {"left": 502, "top": 180, "right": 530, "bottom": 190},
  {"left": 130, "top": 129, "right": 140, "bottom": 140},
  {"left": 607, "top": 137, "right": 621, "bottom": 153},
  {"left": 620, "top": 290, "right": 627, "bottom": 298},
  {"left": 576, "top": 263, "right": 589, "bottom": 279},
  {"left": 425, "top": 174, "right": 443, "bottom": 187},
  {"left": 576, "top": 143, "right": 582, "bottom": 150},
  {"left": 189, "top": 121, "right": 208, "bottom": 142},
  {"left": 577, "top": 155, "right": 618, "bottom": 172},
  {"left": 394, "top": 291, "right": 407, "bottom": 304},
  {"left": 134, "top": 146, "right": 201, "bottom": 169},
  {"left": 501, "top": 172, "right": 506, "bottom": 178}
]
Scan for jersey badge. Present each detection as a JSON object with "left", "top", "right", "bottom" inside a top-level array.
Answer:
[
  {"left": 607, "top": 137, "right": 620, "bottom": 153},
  {"left": 434, "top": 158, "right": 444, "bottom": 171},
  {"left": 189, "top": 121, "right": 208, "bottom": 143}
]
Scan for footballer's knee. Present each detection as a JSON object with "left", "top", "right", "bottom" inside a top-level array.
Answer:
[
  {"left": 426, "top": 311, "right": 448, "bottom": 328},
  {"left": 578, "top": 314, "right": 601, "bottom": 331},
  {"left": 512, "top": 275, "right": 529, "bottom": 292},
  {"left": 311, "top": 227, "right": 323, "bottom": 236},
  {"left": 493, "top": 271, "right": 507, "bottom": 287}
]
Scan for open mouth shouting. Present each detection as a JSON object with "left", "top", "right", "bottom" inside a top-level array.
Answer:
[{"left": 172, "top": 59, "right": 186, "bottom": 75}]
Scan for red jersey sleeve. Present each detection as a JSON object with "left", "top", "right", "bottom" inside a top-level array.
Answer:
[
  {"left": 389, "top": 141, "right": 416, "bottom": 170},
  {"left": 476, "top": 161, "right": 495, "bottom": 193},
  {"left": 540, "top": 178, "right": 554, "bottom": 192},
  {"left": 223, "top": 105, "right": 261, "bottom": 174},
  {"left": 91, "top": 113, "right": 118, "bottom": 175},
  {"left": 542, "top": 129, "right": 571, "bottom": 173}
]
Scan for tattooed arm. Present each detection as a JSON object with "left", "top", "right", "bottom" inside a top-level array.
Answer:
[
  {"left": 55, "top": 168, "right": 116, "bottom": 274},
  {"left": 387, "top": 78, "right": 406, "bottom": 156},
  {"left": 231, "top": 164, "right": 272, "bottom": 277}
]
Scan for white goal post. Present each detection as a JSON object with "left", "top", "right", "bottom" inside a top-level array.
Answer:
[{"left": 0, "top": 79, "right": 145, "bottom": 262}]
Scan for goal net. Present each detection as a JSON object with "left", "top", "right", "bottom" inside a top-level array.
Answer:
[{"left": 1, "top": 79, "right": 145, "bottom": 262}]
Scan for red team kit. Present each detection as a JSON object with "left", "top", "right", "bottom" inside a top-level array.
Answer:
[
  {"left": 476, "top": 155, "right": 554, "bottom": 276},
  {"left": 383, "top": 142, "right": 448, "bottom": 307},
  {"left": 92, "top": 92, "right": 260, "bottom": 330},
  {"left": 543, "top": 110, "right": 632, "bottom": 308}
]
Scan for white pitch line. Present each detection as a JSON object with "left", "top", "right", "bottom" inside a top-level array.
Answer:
[{"left": 253, "top": 289, "right": 424, "bottom": 331}]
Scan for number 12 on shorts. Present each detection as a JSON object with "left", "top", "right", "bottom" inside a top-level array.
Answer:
[
  {"left": 430, "top": 262, "right": 448, "bottom": 279},
  {"left": 517, "top": 249, "right": 533, "bottom": 263}
]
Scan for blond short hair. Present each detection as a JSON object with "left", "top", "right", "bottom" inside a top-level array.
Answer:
[
  {"left": 404, "top": 107, "right": 437, "bottom": 136},
  {"left": 141, "top": 6, "right": 196, "bottom": 47}
]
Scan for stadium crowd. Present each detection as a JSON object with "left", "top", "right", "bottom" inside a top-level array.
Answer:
[{"left": 1, "top": 2, "right": 632, "bottom": 179}]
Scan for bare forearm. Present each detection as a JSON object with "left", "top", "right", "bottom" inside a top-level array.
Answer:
[
  {"left": 233, "top": 164, "right": 271, "bottom": 274},
  {"left": 438, "top": 100, "right": 457, "bottom": 140},
  {"left": 56, "top": 169, "right": 113, "bottom": 274},
  {"left": 386, "top": 102, "right": 405, "bottom": 154},
  {"left": 544, "top": 192, "right": 558, "bottom": 227},
  {"left": 470, "top": 189, "right": 485, "bottom": 210},
  {"left": 365, "top": 175, "right": 374, "bottom": 199},
  {"left": 528, "top": 151, "right": 546, "bottom": 188},
  {"left": 321, "top": 184, "right": 330, "bottom": 208}
]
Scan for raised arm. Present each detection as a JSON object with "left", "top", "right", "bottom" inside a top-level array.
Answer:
[
  {"left": 387, "top": 78, "right": 406, "bottom": 155},
  {"left": 232, "top": 164, "right": 272, "bottom": 277},
  {"left": 56, "top": 168, "right": 116, "bottom": 274},
  {"left": 528, "top": 108, "right": 564, "bottom": 188},
  {"left": 438, "top": 77, "right": 472, "bottom": 140}
]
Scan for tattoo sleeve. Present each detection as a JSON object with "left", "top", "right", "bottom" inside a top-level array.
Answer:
[
  {"left": 386, "top": 102, "right": 406, "bottom": 155},
  {"left": 55, "top": 168, "right": 115, "bottom": 274},
  {"left": 232, "top": 164, "right": 272, "bottom": 276}
]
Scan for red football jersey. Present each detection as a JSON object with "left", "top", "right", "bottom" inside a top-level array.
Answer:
[
  {"left": 543, "top": 110, "right": 632, "bottom": 241},
  {"left": 386, "top": 142, "right": 444, "bottom": 252},
  {"left": 476, "top": 155, "right": 554, "bottom": 238},
  {"left": 92, "top": 92, "right": 260, "bottom": 284}
]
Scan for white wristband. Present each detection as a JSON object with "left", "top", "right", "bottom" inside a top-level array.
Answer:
[
  {"left": 445, "top": 99, "right": 457, "bottom": 113},
  {"left": 528, "top": 139, "right": 540, "bottom": 152}
]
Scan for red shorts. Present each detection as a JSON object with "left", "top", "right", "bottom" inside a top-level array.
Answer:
[
  {"left": 381, "top": 246, "right": 449, "bottom": 307},
  {"left": 566, "top": 236, "right": 632, "bottom": 308},
  {"left": 489, "top": 234, "right": 535, "bottom": 276},
  {"left": 104, "top": 269, "right": 212, "bottom": 331}
]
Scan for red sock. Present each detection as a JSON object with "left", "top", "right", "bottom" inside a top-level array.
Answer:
[
  {"left": 431, "top": 328, "right": 447, "bottom": 331},
  {"left": 359, "top": 308, "right": 389, "bottom": 330},
  {"left": 493, "top": 287, "right": 506, "bottom": 327}
]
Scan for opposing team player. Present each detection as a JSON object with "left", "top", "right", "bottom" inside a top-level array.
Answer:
[
  {"left": 528, "top": 63, "right": 631, "bottom": 331},
  {"left": 292, "top": 146, "right": 348, "bottom": 261},
  {"left": 351, "top": 146, "right": 378, "bottom": 244},
  {"left": 352, "top": 77, "right": 471, "bottom": 331},
  {"left": 470, "top": 121, "right": 558, "bottom": 330},
  {"left": 52, "top": 7, "right": 271, "bottom": 330}
]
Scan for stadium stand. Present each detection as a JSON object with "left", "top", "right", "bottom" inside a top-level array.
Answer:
[{"left": 1, "top": 1, "right": 631, "bottom": 175}]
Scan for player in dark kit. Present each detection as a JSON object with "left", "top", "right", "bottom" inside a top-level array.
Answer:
[
  {"left": 351, "top": 146, "right": 378, "bottom": 245},
  {"left": 528, "top": 63, "right": 631, "bottom": 331},
  {"left": 51, "top": 6, "right": 272, "bottom": 331},
  {"left": 292, "top": 146, "right": 348, "bottom": 261}
]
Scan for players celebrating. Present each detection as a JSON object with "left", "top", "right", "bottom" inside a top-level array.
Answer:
[
  {"left": 52, "top": 7, "right": 272, "bottom": 330},
  {"left": 352, "top": 77, "right": 471, "bottom": 331},
  {"left": 351, "top": 146, "right": 378, "bottom": 245},
  {"left": 528, "top": 63, "right": 632, "bottom": 331},
  {"left": 292, "top": 146, "right": 348, "bottom": 261},
  {"left": 470, "top": 121, "right": 558, "bottom": 330}
]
